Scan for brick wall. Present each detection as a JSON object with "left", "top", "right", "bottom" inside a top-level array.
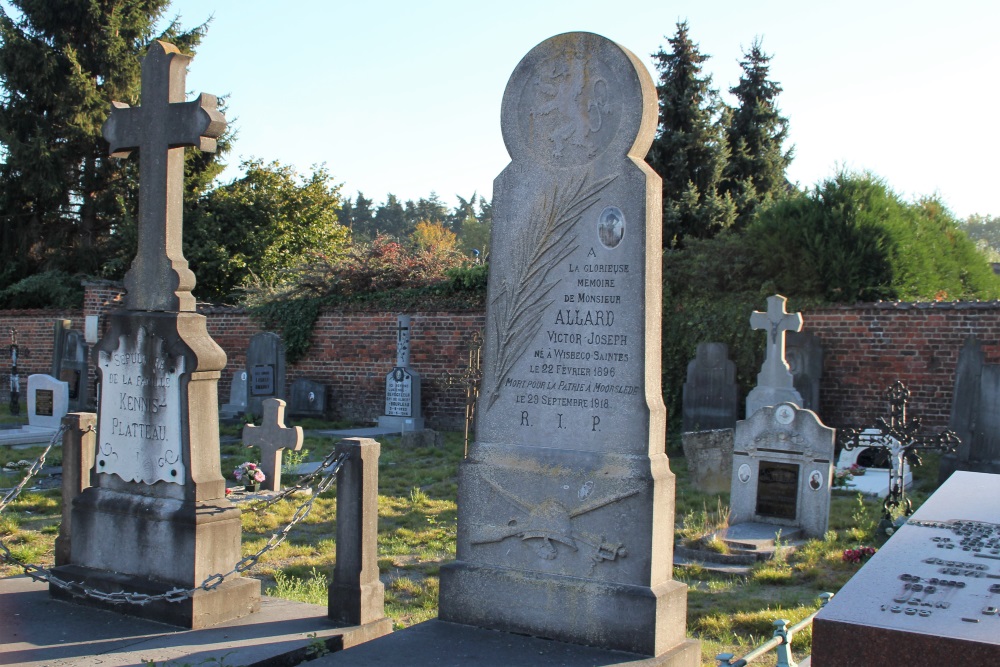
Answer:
[
  {"left": 803, "top": 301, "right": 1000, "bottom": 431},
  {"left": 5, "top": 283, "right": 999, "bottom": 432}
]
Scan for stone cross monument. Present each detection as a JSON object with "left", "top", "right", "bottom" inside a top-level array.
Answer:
[
  {"left": 377, "top": 315, "right": 424, "bottom": 432},
  {"left": 242, "top": 397, "right": 304, "bottom": 492},
  {"left": 50, "top": 41, "right": 260, "bottom": 628},
  {"left": 745, "top": 294, "right": 804, "bottom": 418},
  {"left": 438, "top": 32, "right": 699, "bottom": 664}
]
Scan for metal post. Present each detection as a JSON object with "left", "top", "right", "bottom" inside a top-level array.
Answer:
[
  {"left": 9, "top": 328, "right": 19, "bottom": 416},
  {"left": 773, "top": 619, "right": 794, "bottom": 667}
]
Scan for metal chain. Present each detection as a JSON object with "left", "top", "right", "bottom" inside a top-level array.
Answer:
[
  {"left": 1, "top": 439, "right": 349, "bottom": 606},
  {"left": 0, "top": 423, "right": 68, "bottom": 512}
]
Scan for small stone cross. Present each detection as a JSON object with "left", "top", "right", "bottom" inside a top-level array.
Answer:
[
  {"left": 242, "top": 398, "right": 303, "bottom": 492},
  {"left": 750, "top": 294, "right": 803, "bottom": 388},
  {"left": 102, "top": 41, "right": 226, "bottom": 313},
  {"left": 396, "top": 315, "right": 411, "bottom": 367}
]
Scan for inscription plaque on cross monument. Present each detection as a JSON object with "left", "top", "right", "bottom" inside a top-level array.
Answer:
[
  {"left": 50, "top": 41, "right": 261, "bottom": 628},
  {"left": 745, "top": 294, "right": 804, "bottom": 418},
  {"left": 438, "top": 32, "right": 699, "bottom": 664}
]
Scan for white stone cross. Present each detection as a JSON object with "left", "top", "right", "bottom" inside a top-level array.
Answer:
[
  {"left": 242, "top": 398, "right": 303, "bottom": 492},
  {"left": 750, "top": 294, "right": 803, "bottom": 388},
  {"left": 102, "top": 41, "right": 226, "bottom": 313}
]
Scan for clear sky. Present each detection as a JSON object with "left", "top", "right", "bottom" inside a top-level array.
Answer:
[{"left": 163, "top": 0, "right": 999, "bottom": 219}]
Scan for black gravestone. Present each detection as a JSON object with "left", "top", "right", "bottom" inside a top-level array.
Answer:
[
  {"left": 288, "top": 378, "right": 326, "bottom": 418},
  {"left": 682, "top": 342, "right": 739, "bottom": 432},
  {"left": 51, "top": 324, "right": 90, "bottom": 412},
  {"left": 786, "top": 330, "right": 823, "bottom": 413}
]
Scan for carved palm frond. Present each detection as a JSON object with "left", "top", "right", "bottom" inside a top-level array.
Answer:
[{"left": 485, "top": 172, "right": 616, "bottom": 410}]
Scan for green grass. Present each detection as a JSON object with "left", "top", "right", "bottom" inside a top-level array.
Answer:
[{"left": 0, "top": 414, "right": 952, "bottom": 666}]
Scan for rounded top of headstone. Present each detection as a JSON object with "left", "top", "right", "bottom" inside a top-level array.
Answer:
[{"left": 500, "top": 32, "right": 657, "bottom": 168}]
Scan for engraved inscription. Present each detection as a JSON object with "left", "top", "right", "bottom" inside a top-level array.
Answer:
[
  {"left": 385, "top": 367, "right": 413, "bottom": 417},
  {"left": 34, "top": 389, "right": 54, "bottom": 417},
  {"left": 97, "top": 327, "right": 184, "bottom": 485}
]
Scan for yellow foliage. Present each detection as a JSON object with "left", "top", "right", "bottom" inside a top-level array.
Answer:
[{"left": 411, "top": 221, "right": 457, "bottom": 253}]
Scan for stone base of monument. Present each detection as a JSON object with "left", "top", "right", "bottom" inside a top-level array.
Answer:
[
  {"left": 812, "top": 471, "right": 1000, "bottom": 665},
  {"left": 4, "top": 575, "right": 391, "bottom": 666},
  {"left": 306, "top": 618, "right": 701, "bottom": 666},
  {"left": 54, "top": 487, "right": 261, "bottom": 629},
  {"left": 375, "top": 415, "right": 424, "bottom": 432},
  {"left": 439, "top": 564, "right": 698, "bottom": 662}
]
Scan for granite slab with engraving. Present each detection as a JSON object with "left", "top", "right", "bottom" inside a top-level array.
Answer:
[
  {"left": 813, "top": 471, "right": 1000, "bottom": 664},
  {"left": 438, "top": 32, "right": 698, "bottom": 664}
]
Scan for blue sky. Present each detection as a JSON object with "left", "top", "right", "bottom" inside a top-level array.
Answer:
[{"left": 162, "top": 0, "right": 998, "bottom": 218}]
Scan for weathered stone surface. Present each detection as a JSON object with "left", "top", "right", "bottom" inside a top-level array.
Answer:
[
  {"left": 785, "top": 330, "right": 823, "bottom": 413},
  {"left": 745, "top": 295, "right": 803, "bottom": 418},
  {"left": 438, "top": 32, "right": 697, "bottom": 662},
  {"left": 219, "top": 369, "right": 247, "bottom": 420},
  {"left": 681, "top": 429, "right": 733, "bottom": 494},
  {"left": 242, "top": 397, "right": 303, "bottom": 492},
  {"left": 329, "top": 438, "right": 385, "bottom": 627},
  {"left": 730, "top": 403, "right": 835, "bottom": 538},
  {"left": 50, "top": 42, "right": 258, "bottom": 629},
  {"left": 681, "top": 342, "right": 738, "bottom": 433},
  {"left": 289, "top": 377, "right": 327, "bottom": 418},
  {"left": 54, "top": 412, "right": 97, "bottom": 566},
  {"left": 940, "top": 336, "right": 1000, "bottom": 480},
  {"left": 27, "top": 374, "right": 69, "bottom": 430},
  {"left": 246, "top": 332, "right": 286, "bottom": 416}
]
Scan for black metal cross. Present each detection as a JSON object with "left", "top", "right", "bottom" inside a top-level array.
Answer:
[
  {"left": 840, "top": 380, "right": 959, "bottom": 528},
  {"left": 8, "top": 328, "right": 18, "bottom": 416},
  {"left": 102, "top": 41, "right": 226, "bottom": 313},
  {"left": 442, "top": 331, "right": 484, "bottom": 456}
]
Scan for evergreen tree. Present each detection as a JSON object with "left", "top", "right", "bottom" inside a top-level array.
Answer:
[
  {"left": 0, "top": 1, "right": 222, "bottom": 300},
  {"left": 372, "top": 193, "right": 407, "bottom": 240},
  {"left": 722, "top": 38, "right": 793, "bottom": 229},
  {"left": 350, "top": 192, "right": 375, "bottom": 239},
  {"left": 647, "top": 21, "right": 734, "bottom": 247}
]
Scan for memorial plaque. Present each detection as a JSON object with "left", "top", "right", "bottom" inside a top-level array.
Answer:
[
  {"left": 34, "top": 389, "right": 54, "bottom": 417},
  {"left": 813, "top": 471, "right": 1000, "bottom": 664},
  {"left": 251, "top": 365, "right": 275, "bottom": 396},
  {"left": 96, "top": 328, "right": 184, "bottom": 485},
  {"left": 385, "top": 368, "right": 413, "bottom": 417},
  {"left": 755, "top": 461, "right": 799, "bottom": 520}
]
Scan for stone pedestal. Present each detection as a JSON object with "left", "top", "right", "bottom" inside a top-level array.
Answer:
[{"left": 51, "top": 311, "right": 260, "bottom": 628}]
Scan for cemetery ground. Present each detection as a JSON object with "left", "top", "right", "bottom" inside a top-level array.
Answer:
[{"left": 0, "top": 406, "right": 942, "bottom": 667}]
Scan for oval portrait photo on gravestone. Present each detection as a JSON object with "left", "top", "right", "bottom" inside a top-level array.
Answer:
[{"left": 597, "top": 205, "right": 625, "bottom": 248}]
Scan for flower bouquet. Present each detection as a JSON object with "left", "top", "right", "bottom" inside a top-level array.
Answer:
[{"left": 234, "top": 461, "right": 265, "bottom": 492}]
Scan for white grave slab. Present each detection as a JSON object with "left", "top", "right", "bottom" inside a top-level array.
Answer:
[{"left": 836, "top": 428, "right": 912, "bottom": 497}]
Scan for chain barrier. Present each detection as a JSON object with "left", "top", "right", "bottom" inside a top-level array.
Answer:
[
  {"left": 0, "top": 423, "right": 68, "bottom": 513},
  {"left": 0, "top": 431, "right": 349, "bottom": 606}
]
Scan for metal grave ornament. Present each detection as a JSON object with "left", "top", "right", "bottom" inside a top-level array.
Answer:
[{"left": 840, "top": 381, "right": 959, "bottom": 530}]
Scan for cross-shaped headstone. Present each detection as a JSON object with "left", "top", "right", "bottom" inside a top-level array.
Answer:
[
  {"left": 395, "top": 315, "right": 411, "bottom": 367},
  {"left": 242, "top": 398, "right": 303, "bottom": 492},
  {"left": 102, "top": 40, "right": 226, "bottom": 313},
  {"left": 840, "top": 381, "right": 959, "bottom": 530},
  {"left": 750, "top": 294, "right": 803, "bottom": 388}
]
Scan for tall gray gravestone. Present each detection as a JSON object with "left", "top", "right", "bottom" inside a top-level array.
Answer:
[
  {"left": 51, "top": 320, "right": 90, "bottom": 412},
  {"left": 682, "top": 342, "right": 738, "bottom": 432},
  {"left": 786, "top": 330, "right": 822, "bottom": 413},
  {"left": 377, "top": 315, "right": 424, "bottom": 432},
  {"left": 745, "top": 295, "right": 804, "bottom": 418},
  {"left": 438, "top": 33, "right": 699, "bottom": 664},
  {"left": 50, "top": 41, "right": 260, "bottom": 628},
  {"left": 940, "top": 337, "right": 1000, "bottom": 480},
  {"left": 246, "top": 331, "right": 286, "bottom": 417}
]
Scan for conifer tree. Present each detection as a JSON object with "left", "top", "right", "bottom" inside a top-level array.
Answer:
[
  {"left": 0, "top": 1, "right": 220, "bottom": 300},
  {"left": 647, "top": 21, "right": 734, "bottom": 247},
  {"left": 722, "top": 38, "right": 793, "bottom": 229}
]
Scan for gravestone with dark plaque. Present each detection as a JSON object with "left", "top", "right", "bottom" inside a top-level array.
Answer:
[
  {"left": 681, "top": 342, "right": 738, "bottom": 432},
  {"left": 49, "top": 41, "right": 260, "bottom": 628},
  {"left": 745, "top": 295, "right": 804, "bottom": 418},
  {"left": 377, "top": 315, "right": 424, "bottom": 432},
  {"left": 27, "top": 374, "right": 69, "bottom": 430},
  {"left": 438, "top": 32, "right": 699, "bottom": 663},
  {"left": 246, "top": 331, "right": 286, "bottom": 417},
  {"left": 730, "top": 402, "right": 835, "bottom": 538}
]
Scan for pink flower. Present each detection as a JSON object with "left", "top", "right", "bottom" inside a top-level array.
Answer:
[{"left": 254, "top": 470, "right": 265, "bottom": 483}]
